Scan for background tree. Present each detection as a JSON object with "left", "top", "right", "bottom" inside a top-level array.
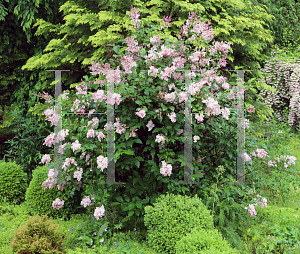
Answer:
[
  {"left": 0, "top": 0, "right": 65, "bottom": 160},
  {"left": 250, "top": 0, "right": 300, "bottom": 51}
]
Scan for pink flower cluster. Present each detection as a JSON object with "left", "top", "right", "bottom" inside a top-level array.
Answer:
[
  {"left": 52, "top": 198, "right": 64, "bottom": 210},
  {"left": 245, "top": 188, "right": 268, "bottom": 217},
  {"left": 80, "top": 195, "right": 96, "bottom": 208},
  {"left": 94, "top": 205, "right": 105, "bottom": 220},
  {"left": 129, "top": 6, "right": 140, "bottom": 28},
  {"left": 247, "top": 106, "right": 256, "bottom": 113},
  {"left": 243, "top": 148, "right": 297, "bottom": 169},
  {"left": 160, "top": 160, "right": 172, "bottom": 176},
  {"left": 38, "top": 91, "right": 53, "bottom": 103}
]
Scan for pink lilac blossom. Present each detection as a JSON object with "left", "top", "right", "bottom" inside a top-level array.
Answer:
[
  {"left": 86, "top": 154, "right": 90, "bottom": 162},
  {"left": 97, "top": 155, "right": 108, "bottom": 172},
  {"left": 42, "top": 178, "right": 57, "bottom": 190},
  {"left": 168, "top": 84, "right": 175, "bottom": 91},
  {"left": 259, "top": 198, "right": 268, "bottom": 208},
  {"left": 75, "top": 82, "right": 88, "bottom": 96},
  {"left": 129, "top": 128, "right": 138, "bottom": 138},
  {"left": 71, "top": 140, "right": 81, "bottom": 152},
  {"left": 161, "top": 15, "right": 172, "bottom": 29},
  {"left": 73, "top": 168, "right": 83, "bottom": 182},
  {"left": 87, "top": 129, "right": 95, "bottom": 138},
  {"left": 148, "top": 66, "right": 159, "bottom": 77},
  {"left": 247, "top": 204, "right": 257, "bottom": 217},
  {"left": 251, "top": 149, "right": 269, "bottom": 159},
  {"left": 156, "top": 109, "right": 162, "bottom": 120},
  {"left": 193, "top": 136, "right": 200, "bottom": 143},
  {"left": 48, "top": 168, "right": 59, "bottom": 180},
  {"left": 55, "top": 129, "right": 69, "bottom": 143},
  {"left": 125, "top": 36, "right": 142, "bottom": 53},
  {"left": 80, "top": 151, "right": 86, "bottom": 160},
  {"left": 160, "top": 160, "right": 172, "bottom": 176},
  {"left": 58, "top": 143, "right": 70, "bottom": 155},
  {"left": 167, "top": 112, "right": 176, "bottom": 122},
  {"left": 177, "top": 129, "right": 183, "bottom": 135},
  {"left": 155, "top": 134, "right": 166, "bottom": 148},
  {"left": 87, "top": 117, "right": 100, "bottom": 129},
  {"left": 52, "top": 198, "right": 64, "bottom": 210},
  {"left": 120, "top": 55, "right": 137, "bottom": 74},
  {"left": 95, "top": 131, "right": 106, "bottom": 142},
  {"left": 81, "top": 196, "right": 95, "bottom": 208},
  {"left": 94, "top": 205, "right": 105, "bottom": 220},
  {"left": 247, "top": 106, "right": 256, "bottom": 113},
  {"left": 61, "top": 92, "right": 69, "bottom": 100},
  {"left": 177, "top": 90, "right": 187, "bottom": 103},
  {"left": 195, "top": 113, "right": 205, "bottom": 123},
  {"left": 38, "top": 91, "right": 53, "bottom": 103},
  {"left": 39, "top": 154, "right": 51, "bottom": 165},
  {"left": 62, "top": 158, "right": 78, "bottom": 171},
  {"left": 164, "top": 92, "right": 176, "bottom": 103},
  {"left": 43, "top": 133, "right": 56, "bottom": 147},
  {"left": 129, "top": 7, "right": 140, "bottom": 28},
  {"left": 161, "top": 66, "right": 176, "bottom": 81},
  {"left": 136, "top": 109, "right": 146, "bottom": 118},
  {"left": 243, "top": 119, "right": 250, "bottom": 129},
  {"left": 146, "top": 120, "right": 155, "bottom": 131},
  {"left": 150, "top": 36, "right": 160, "bottom": 44},
  {"left": 243, "top": 153, "right": 251, "bottom": 162}
]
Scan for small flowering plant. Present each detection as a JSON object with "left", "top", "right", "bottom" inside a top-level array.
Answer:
[
  {"left": 243, "top": 186, "right": 268, "bottom": 218},
  {"left": 68, "top": 212, "right": 121, "bottom": 248}
]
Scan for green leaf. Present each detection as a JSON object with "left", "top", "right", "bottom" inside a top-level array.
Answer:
[
  {"left": 134, "top": 138, "right": 143, "bottom": 144},
  {"left": 113, "top": 45, "right": 120, "bottom": 54},
  {"left": 135, "top": 210, "right": 140, "bottom": 216},
  {"left": 140, "top": 48, "right": 146, "bottom": 56},
  {"left": 120, "top": 47, "right": 127, "bottom": 54},
  {"left": 128, "top": 210, "right": 134, "bottom": 217},
  {"left": 136, "top": 201, "right": 142, "bottom": 209},
  {"left": 134, "top": 160, "right": 140, "bottom": 168},
  {"left": 121, "top": 203, "right": 128, "bottom": 211},
  {"left": 115, "top": 196, "right": 123, "bottom": 203},
  {"left": 128, "top": 202, "right": 135, "bottom": 210},
  {"left": 125, "top": 131, "right": 130, "bottom": 140}
]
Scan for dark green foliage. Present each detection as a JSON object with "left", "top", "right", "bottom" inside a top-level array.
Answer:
[
  {"left": 0, "top": 0, "right": 66, "bottom": 159},
  {"left": 25, "top": 165, "right": 85, "bottom": 221},
  {"left": 251, "top": 0, "right": 300, "bottom": 51},
  {"left": 0, "top": 161, "right": 28, "bottom": 206},
  {"left": 144, "top": 192, "right": 214, "bottom": 254},
  {"left": 3, "top": 89, "right": 54, "bottom": 183}
]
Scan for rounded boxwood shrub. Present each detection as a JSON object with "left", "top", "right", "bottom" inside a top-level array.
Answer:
[
  {"left": 25, "top": 165, "right": 85, "bottom": 221},
  {"left": 144, "top": 192, "right": 214, "bottom": 254},
  {"left": 9, "top": 213, "right": 70, "bottom": 253},
  {"left": 174, "top": 227, "right": 240, "bottom": 254},
  {"left": 0, "top": 160, "right": 28, "bottom": 205}
]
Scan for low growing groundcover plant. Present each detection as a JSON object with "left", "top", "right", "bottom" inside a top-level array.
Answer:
[{"left": 0, "top": 113, "right": 300, "bottom": 253}]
